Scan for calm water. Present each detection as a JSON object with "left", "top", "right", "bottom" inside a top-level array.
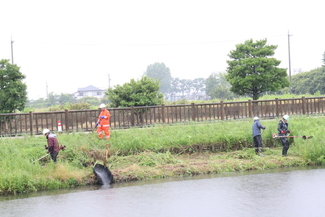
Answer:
[{"left": 1, "top": 166, "right": 325, "bottom": 217}]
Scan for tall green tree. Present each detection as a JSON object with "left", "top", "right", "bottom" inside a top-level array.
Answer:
[
  {"left": 226, "top": 39, "right": 289, "bottom": 100},
  {"left": 144, "top": 62, "right": 172, "bottom": 95},
  {"left": 0, "top": 59, "right": 27, "bottom": 113},
  {"left": 106, "top": 76, "right": 163, "bottom": 107}
]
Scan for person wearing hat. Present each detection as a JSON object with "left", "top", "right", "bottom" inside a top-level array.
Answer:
[
  {"left": 96, "top": 103, "right": 111, "bottom": 140},
  {"left": 43, "top": 129, "right": 60, "bottom": 163},
  {"left": 252, "top": 116, "right": 266, "bottom": 156},
  {"left": 278, "top": 114, "right": 291, "bottom": 156}
]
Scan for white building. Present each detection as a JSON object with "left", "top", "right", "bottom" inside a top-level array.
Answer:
[{"left": 73, "top": 85, "right": 106, "bottom": 100}]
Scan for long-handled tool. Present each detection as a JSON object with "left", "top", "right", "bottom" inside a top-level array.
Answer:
[
  {"left": 32, "top": 154, "right": 49, "bottom": 163},
  {"left": 91, "top": 122, "right": 99, "bottom": 133},
  {"left": 272, "top": 133, "right": 313, "bottom": 140}
]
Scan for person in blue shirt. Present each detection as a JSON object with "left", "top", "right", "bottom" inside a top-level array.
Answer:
[{"left": 252, "top": 117, "right": 266, "bottom": 156}]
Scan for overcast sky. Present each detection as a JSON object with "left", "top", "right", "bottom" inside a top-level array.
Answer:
[{"left": 1, "top": 0, "right": 324, "bottom": 100}]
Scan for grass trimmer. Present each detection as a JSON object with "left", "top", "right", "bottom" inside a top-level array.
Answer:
[
  {"left": 32, "top": 154, "right": 49, "bottom": 163},
  {"left": 272, "top": 133, "right": 313, "bottom": 140}
]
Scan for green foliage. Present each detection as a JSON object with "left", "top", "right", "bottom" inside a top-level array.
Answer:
[
  {"left": 206, "top": 72, "right": 236, "bottom": 100},
  {"left": 59, "top": 93, "right": 76, "bottom": 104},
  {"left": 0, "top": 59, "right": 27, "bottom": 113},
  {"left": 192, "top": 78, "right": 206, "bottom": 93},
  {"left": 26, "top": 98, "right": 48, "bottom": 109},
  {"left": 77, "top": 96, "right": 100, "bottom": 107},
  {"left": 48, "top": 92, "right": 56, "bottom": 106},
  {"left": 106, "top": 76, "right": 164, "bottom": 107},
  {"left": 144, "top": 62, "right": 172, "bottom": 95},
  {"left": 291, "top": 67, "right": 325, "bottom": 94},
  {"left": 137, "top": 152, "right": 180, "bottom": 167},
  {"left": 226, "top": 39, "right": 289, "bottom": 100}
]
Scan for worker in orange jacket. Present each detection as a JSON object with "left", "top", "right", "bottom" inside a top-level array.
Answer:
[{"left": 97, "top": 103, "right": 111, "bottom": 140}]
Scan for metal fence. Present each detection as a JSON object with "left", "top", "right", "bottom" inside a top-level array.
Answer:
[{"left": 1, "top": 96, "right": 324, "bottom": 137}]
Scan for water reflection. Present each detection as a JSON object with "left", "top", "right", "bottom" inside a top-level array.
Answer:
[{"left": 1, "top": 166, "right": 325, "bottom": 217}]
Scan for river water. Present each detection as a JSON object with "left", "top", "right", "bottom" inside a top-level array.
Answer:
[{"left": 1, "top": 166, "right": 325, "bottom": 217}]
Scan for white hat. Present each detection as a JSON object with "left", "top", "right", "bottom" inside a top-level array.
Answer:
[
  {"left": 253, "top": 117, "right": 259, "bottom": 121},
  {"left": 283, "top": 115, "right": 290, "bottom": 121},
  {"left": 43, "top": 129, "right": 50, "bottom": 135},
  {"left": 99, "top": 103, "right": 106, "bottom": 108}
]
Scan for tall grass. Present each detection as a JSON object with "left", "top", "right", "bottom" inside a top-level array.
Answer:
[{"left": 1, "top": 114, "right": 325, "bottom": 194}]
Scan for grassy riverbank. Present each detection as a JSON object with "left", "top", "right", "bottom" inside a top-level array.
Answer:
[{"left": 1, "top": 115, "right": 325, "bottom": 195}]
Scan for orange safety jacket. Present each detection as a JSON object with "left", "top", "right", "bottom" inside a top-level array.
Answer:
[{"left": 97, "top": 109, "right": 111, "bottom": 127}]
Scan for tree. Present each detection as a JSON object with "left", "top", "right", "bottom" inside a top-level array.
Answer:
[
  {"left": 0, "top": 59, "right": 27, "bottom": 113},
  {"left": 106, "top": 76, "right": 163, "bottom": 108},
  {"left": 59, "top": 93, "right": 76, "bottom": 104},
  {"left": 77, "top": 96, "right": 100, "bottom": 107},
  {"left": 206, "top": 72, "right": 235, "bottom": 100},
  {"left": 291, "top": 67, "right": 325, "bottom": 94},
  {"left": 179, "top": 79, "right": 192, "bottom": 96},
  {"left": 192, "top": 78, "right": 206, "bottom": 93},
  {"left": 144, "top": 62, "right": 172, "bottom": 96},
  {"left": 226, "top": 39, "right": 289, "bottom": 100},
  {"left": 48, "top": 92, "right": 57, "bottom": 106}
]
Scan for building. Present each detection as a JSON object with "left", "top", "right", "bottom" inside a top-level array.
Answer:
[{"left": 73, "top": 85, "right": 106, "bottom": 100}]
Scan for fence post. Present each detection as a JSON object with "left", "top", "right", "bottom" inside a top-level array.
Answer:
[
  {"left": 29, "top": 111, "right": 33, "bottom": 136},
  {"left": 162, "top": 104, "right": 165, "bottom": 123},
  {"left": 220, "top": 101, "right": 225, "bottom": 120},
  {"left": 65, "top": 109, "right": 69, "bottom": 133},
  {"left": 275, "top": 98, "right": 279, "bottom": 117},
  {"left": 302, "top": 96, "right": 306, "bottom": 114},
  {"left": 191, "top": 103, "right": 196, "bottom": 121},
  {"left": 131, "top": 106, "right": 135, "bottom": 126},
  {"left": 248, "top": 100, "right": 252, "bottom": 118}
]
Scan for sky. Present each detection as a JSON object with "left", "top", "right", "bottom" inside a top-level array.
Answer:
[{"left": 1, "top": 0, "right": 324, "bottom": 100}]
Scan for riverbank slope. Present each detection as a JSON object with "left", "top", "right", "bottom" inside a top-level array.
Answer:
[{"left": 1, "top": 115, "right": 324, "bottom": 195}]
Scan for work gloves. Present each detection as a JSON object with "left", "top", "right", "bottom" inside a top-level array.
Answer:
[
  {"left": 100, "top": 116, "right": 106, "bottom": 119},
  {"left": 281, "top": 130, "right": 291, "bottom": 134}
]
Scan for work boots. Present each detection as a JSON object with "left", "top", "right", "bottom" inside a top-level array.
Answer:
[
  {"left": 258, "top": 148, "right": 264, "bottom": 157},
  {"left": 282, "top": 147, "right": 289, "bottom": 157},
  {"left": 255, "top": 148, "right": 264, "bottom": 157}
]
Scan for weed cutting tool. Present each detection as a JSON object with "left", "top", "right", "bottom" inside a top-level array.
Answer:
[
  {"left": 32, "top": 154, "right": 49, "bottom": 163},
  {"left": 272, "top": 133, "right": 313, "bottom": 140}
]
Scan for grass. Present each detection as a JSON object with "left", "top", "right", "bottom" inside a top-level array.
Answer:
[{"left": 1, "top": 114, "right": 325, "bottom": 195}]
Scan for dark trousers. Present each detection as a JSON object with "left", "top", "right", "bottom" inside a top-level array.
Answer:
[
  {"left": 280, "top": 137, "right": 290, "bottom": 155},
  {"left": 50, "top": 152, "right": 59, "bottom": 163},
  {"left": 253, "top": 135, "right": 263, "bottom": 148}
]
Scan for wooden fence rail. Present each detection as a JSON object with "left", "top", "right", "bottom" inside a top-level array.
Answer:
[{"left": 1, "top": 96, "right": 324, "bottom": 137}]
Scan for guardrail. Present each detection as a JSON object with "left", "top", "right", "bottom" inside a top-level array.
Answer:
[{"left": 1, "top": 96, "right": 324, "bottom": 136}]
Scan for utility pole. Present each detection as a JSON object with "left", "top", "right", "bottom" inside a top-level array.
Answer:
[
  {"left": 11, "top": 36, "right": 14, "bottom": 64},
  {"left": 108, "top": 74, "right": 111, "bottom": 89},
  {"left": 287, "top": 30, "right": 293, "bottom": 94},
  {"left": 46, "top": 82, "right": 49, "bottom": 99}
]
